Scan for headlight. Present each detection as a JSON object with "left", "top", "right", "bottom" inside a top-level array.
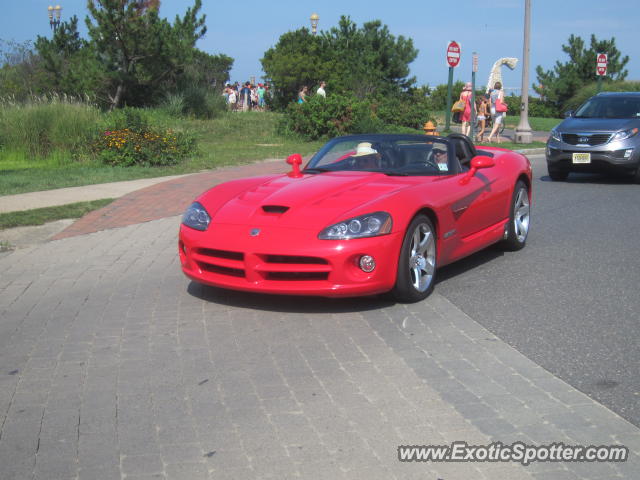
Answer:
[
  {"left": 611, "top": 127, "right": 639, "bottom": 142},
  {"left": 182, "top": 202, "right": 211, "bottom": 231},
  {"left": 319, "top": 212, "right": 392, "bottom": 240},
  {"left": 550, "top": 129, "right": 562, "bottom": 142}
]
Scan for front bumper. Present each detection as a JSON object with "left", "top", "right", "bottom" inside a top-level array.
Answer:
[
  {"left": 546, "top": 141, "right": 639, "bottom": 174},
  {"left": 179, "top": 223, "right": 404, "bottom": 297}
]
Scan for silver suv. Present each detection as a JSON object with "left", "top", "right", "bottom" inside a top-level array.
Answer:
[{"left": 546, "top": 92, "right": 640, "bottom": 182}]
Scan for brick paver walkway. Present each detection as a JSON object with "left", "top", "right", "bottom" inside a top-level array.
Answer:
[{"left": 52, "top": 160, "right": 288, "bottom": 240}]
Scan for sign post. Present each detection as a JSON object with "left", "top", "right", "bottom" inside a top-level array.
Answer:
[
  {"left": 444, "top": 41, "right": 461, "bottom": 132},
  {"left": 470, "top": 52, "right": 478, "bottom": 141},
  {"left": 596, "top": 53, "right": 607, "bottom": 93}
]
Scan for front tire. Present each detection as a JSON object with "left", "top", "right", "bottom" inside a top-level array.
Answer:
[
  {"left": 392, "top": 215, "right": 437, "bottom": 303},
  {"left": 501, "top": 180, "right": 530, "bottom": 251}
]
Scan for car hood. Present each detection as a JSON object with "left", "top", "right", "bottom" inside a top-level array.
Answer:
[
  {"left": 200, "top": 171, "right": 421, "bottom": 229},
  {"left": 557, "top": 117, "right": 639, "bottom": 133}
]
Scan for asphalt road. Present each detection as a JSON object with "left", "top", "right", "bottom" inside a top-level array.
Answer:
[{"left": 437, "top": 153, "right": 640, "bottom": 427}]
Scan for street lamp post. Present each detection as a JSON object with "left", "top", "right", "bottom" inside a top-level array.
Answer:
[
  {"left": 310, "top": 13, "right": 319, "bottom": 35},
  {"left": 48, "top": 5, "right": 62, "bottom": 32},
  {"left": 515, "top": 0, "right": 532, "bottom": 143}
]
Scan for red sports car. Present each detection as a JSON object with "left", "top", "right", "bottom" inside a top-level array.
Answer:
[{"left": 179, "top": 134, "right": 532, "bottom": 302}]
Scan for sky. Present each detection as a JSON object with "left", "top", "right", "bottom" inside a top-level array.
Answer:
[{"left": 2, "top": 0, "right": 638, "bottom": 95}]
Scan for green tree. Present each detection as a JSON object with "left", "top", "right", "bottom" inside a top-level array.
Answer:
[
  {"left": 534, "top": 34, "right": 629, "bottom": 114},
  {"left": 85, "top": 0, "right": 206, "bottom": 109},
  {"left": 35, "top": 16, "right": 104, "bottom": 97},
  {"left": 0, "top": 40, "right": 46, "bottom": 99},
  {"left": 260, "top": 28, "right": 325, "bottom": 109},
  {"left": 261, "top": 16, "right": 418, "bottom": 109}
]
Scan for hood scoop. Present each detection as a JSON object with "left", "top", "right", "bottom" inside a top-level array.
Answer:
[{"left": 262, "top": 205, "right": 290, "bottom": 214}]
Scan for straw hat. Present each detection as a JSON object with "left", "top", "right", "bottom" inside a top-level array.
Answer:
[{"left": 352, "top": 142, "right": 378, "bottom": 157}]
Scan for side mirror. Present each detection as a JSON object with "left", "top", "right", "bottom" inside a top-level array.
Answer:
[
  {"left": 460, "top": 155, "right": 494, "bottom": 185},
  {"left": 286, "top": 153, "right": 303, "bottom": 178},
  {"left": 564, "top": 110, "right": 574, "bottom": 118},
  {"left": 470, "top": 156, "right": 495, "bottom": 170}
]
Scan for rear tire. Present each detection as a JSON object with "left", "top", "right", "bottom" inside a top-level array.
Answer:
[
  {"left": 392, "top": 215, "right": 437, "bottom": 303},
  {"left": 501, "top": 181, "right": 530, "bottom": 251},
  {"left": 634, "top": 167, "right": 640, "bottom": 184}
]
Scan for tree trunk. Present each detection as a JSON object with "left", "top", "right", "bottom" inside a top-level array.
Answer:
[{"left": 110, "top": 83, "right": 125, "bottom": 111}]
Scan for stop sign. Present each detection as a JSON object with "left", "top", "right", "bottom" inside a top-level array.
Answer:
[
  {"left": 596, "top": 53, "right": 608, "bottom": 76},
  {"left": 446, "top": 41, "right": 461, "bottom": 68}
]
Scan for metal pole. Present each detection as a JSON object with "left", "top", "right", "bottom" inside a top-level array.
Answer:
[
  {"left": 445, "top": 67, "right": 454, "bottom": 132},
  {"left": 515, "top": 0, "right": 533, "bottom": 144},
  {"left": 597, "top": 75, "right": 603, "bottom": 93},
  {"left": 471, "top": 52, "right": 477, "bottom": 141}
]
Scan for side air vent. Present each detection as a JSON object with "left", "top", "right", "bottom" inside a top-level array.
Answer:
[{"left": 262, "top": 205, "right": 290, "bottom": 214}]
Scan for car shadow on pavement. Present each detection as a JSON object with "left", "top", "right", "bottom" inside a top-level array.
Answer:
[
  {"left": 436, "top": 246, "right": 505, "bottom": 283},
  {"left": 187, "top": 281, "right": 395, "bottom": 314}
]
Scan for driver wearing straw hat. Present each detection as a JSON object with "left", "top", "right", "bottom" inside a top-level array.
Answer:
[{"left": 351, "top": 142, "right": 381, "bottom": 169}]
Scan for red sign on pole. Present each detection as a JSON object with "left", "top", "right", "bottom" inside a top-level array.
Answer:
[
  {"left": 596, "top": 53, "right": 608, "bottom": 76},
  {"left": 447, "top": 41, "right": 461, "bottom": 68}
]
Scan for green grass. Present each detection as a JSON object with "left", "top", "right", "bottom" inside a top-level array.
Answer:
[
  {"left": 0, "top": 199, "right": 114, "bottom": 230},
  {"left": 502, "top": 116, "right": 561, "bottom": 131},
  {"left": 1, "top": 111, "right": 324, "bottom": 195},
  {"left": 476, "top": 140, "right": 547, "bottom": 150}
]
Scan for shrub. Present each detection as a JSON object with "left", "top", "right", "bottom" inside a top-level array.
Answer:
[
  {"left": 373, "top": 93, "right": 432, "bottom": 130},
  {"left": 104, "top": 107, "right": 149, "bottom": 133},
  {"left": 161, "top": 93, "right": 186, "bottom": 118},
  {"left": 93, "top": 127, "right": 196, "bottom": 167},
  {"left": 279, "top": 93, "right": 431, "bottom": 140},
  {"left": 279, "top": 94, "right": 370, "bottom": 140},
  {"left": 0, "top": 95, "right": 101, "bottom": 159},
  {"left": 503, "top": 95, "right": 558, "bottom": 118},
  {"left": 181, "top": 84, "right": 227, "bottom": 119}
]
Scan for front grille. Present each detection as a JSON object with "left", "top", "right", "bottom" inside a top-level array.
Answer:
[
  {"left": 266, "top": 272, "right": 329, "bottom": 281},
  {"left": 195, "top": 248, "right": 246, "bottom": 278},
  {"left": 561, "top": 133, "right": 611, "bottom": 146},
  {"left": 265, "top": 255, "right": 328, "bottom": 265},
  {"left": 256, "top": 254, "right": 331, "bottom": 281},
  {"left": 200, "top": 263, "right": 244, "bottom": 277},
  {"left": 192, "top": 249, "right": 332, "bottom": 282},
  {"left": 198, "top": 248, "right": 243, "bottom": 261}
]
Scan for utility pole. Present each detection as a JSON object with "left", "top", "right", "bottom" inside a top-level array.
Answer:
[{"left": 515, "top": 0, "right": 533, "bottom": 144}]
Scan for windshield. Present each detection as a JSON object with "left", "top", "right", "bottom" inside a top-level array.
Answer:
[
  {"left": 304, "top": 137, "right": 452, "bottom": 176},
  {"left": 574, "top": 96, "right": 640, "bottom": 119}
]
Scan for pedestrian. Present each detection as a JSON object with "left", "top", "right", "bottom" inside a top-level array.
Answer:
[
  {"left": 316, "top": 81, "right": 326, "bottom": 98},
  {"left": 227, "top": 87, "right": 237, "bottom": 111},
  {"left": 257, "top": 83, "right": 266, "bottom": 109},
  {"left": 458, "top": 82, "right": 474, "bottom": 137},
  {"left": 298, "top": 86, "right": 308, "bottom": 104},
  {"left": 475, "top": 96, "right": 488, "bottom": 142},
  {"left": 488, "top": 82, "right": 506, "bottom": 142},
  {"left": 240, "top": 82, "right": 252, "bottom": 111}
]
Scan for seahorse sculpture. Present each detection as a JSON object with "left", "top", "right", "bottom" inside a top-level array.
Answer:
[{"left": 486, "top": 57, "right": 518, "bottom": 93}]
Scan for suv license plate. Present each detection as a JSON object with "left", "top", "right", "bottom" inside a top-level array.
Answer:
[{"left": 572, "top": 153, "right": 591, "bottom": 164}]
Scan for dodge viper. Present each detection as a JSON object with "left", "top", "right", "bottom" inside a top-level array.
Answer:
[{"left": 179, "top": 133, "right": 532, "bottom": 302}]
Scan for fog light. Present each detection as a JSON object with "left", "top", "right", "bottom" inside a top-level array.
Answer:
[
  {"left": 359, "top": 255, "right": 376, "bottom": 272},
  {"left": 624, "top": 149, "right": 633, "bottom": 159}
]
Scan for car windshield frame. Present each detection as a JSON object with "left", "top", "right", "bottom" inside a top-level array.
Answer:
[
  {"left": 574, "top": 96, "right": 640, "bottom": 119},
  {"left": 304, "top": 135, "right": 454, "bottom": 177}
]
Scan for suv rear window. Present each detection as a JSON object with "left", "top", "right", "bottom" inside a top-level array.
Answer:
[{"left": 575, "top": 96, "right": 640, "bottom": 119}]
